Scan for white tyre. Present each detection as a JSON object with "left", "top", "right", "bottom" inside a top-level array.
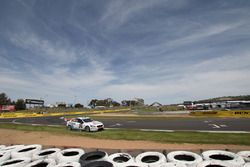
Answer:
[
  {"left": 244, "top": 163, "right": 250, "bottom": 167},
  {"left": 0, "top": 146, "right": 5, "bottom": 150},
  {"left": 238, "top": 151, "right": 250, "bottom": 162},
  {"left": 119, "top": 162, "right": 148, "bottom": 167},
  {"left": 135, "top": 151, "right": 167, "bottom": 167},
  {"left": 167, "top": 151, "right": 202, "bottom": 167},
  {"left": 0, "top": 145, "right": 24, "bottom": 153},
  {"left": 11, "top": 144, "right": 42, "bottom": 159},
  {"left": 79, "top": 151, "right": 108, "bottom": 166},
  {"left": 0, "top": 152, "right": 10, "bottom": 163},
  {"left": 84, "top": 161, "right": 113, "bottom": 167},
  {"left": 24, "top": 158, "right": 56, "bottom": 167},
  {"left": 54, "top": 162, "right": 81, "bottom": 167},
  {"left": 160, "top": 162, "right": 187, "bottom": 167},
  {"left": 0, "top": 157, "right": 30, "bottom": 167},
  {"left": 32, "top": 148, "right": 61, "bottom": 161},
  {"left": 197, "top": 160, "right": 233, "bottom": 167},
  {"left": 202, "top": 150, "right": 245, "bottom": 167},
  {"left": 108, "top": 153, "right": 134, "bottom": 167},
  {"left": 57, "top": 148, "right": 85, "bottom": 163}
]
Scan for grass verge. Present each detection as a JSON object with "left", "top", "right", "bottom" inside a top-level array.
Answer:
[{"left": 0, "top": 123, "right": 250, "bottom": 145}]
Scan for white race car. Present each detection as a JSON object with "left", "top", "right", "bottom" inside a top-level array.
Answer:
[{"left": 66, "top": 117, "right": 104, "bottom": 132}]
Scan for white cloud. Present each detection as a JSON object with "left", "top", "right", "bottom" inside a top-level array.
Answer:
[
  {"left": 9, "top": 32, "right": 78, "bottom": 65},
  {"left": 98, "top": 52, "right": 250, "bottom": 104}
]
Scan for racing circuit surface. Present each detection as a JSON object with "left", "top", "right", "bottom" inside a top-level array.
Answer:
[{"left": 1, "top": 116, "right": 250, "bottom": 132}]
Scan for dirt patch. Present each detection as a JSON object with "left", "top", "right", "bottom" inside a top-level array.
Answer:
[{"left": 1, "top": 129, "right": 250, "bottom": 151}]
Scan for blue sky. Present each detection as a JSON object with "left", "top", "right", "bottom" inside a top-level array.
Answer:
[{"left": 0, "top": 0, "right": 250, "bottom": 105}]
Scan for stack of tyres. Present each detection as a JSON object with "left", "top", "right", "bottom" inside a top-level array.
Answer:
[{"left": 1, "top": 144, "right": 250, "bottom": 167}]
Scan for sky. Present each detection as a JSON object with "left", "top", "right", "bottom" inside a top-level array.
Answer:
[{"left": 0, "top": 0, "right": 250, "bottom": 105}]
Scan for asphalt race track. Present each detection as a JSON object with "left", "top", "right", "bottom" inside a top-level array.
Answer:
[{"left": 1, "top": 116, "right": 250, "bottom": 132}]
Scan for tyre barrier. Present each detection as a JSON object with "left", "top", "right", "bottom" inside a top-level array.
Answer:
[
  {"left": 32, "top": 148, "right": 61, "bottom": 161},
  {"left": 1, "top": 144, "right": 250, "bottom": 167},
  {"left": 108, "top": 153, "right": 134, "bottom": 167},
  {"left": 238, "top": 151, "right": 250, "bottom": 162},
  {"left": 24, "top": 158, "right": 56, "bottom": 167},
  {"left": 160, "top": 162, "right": 187, "bottom": 167},
  {"left": 0, "top": 145, "right": 24, "bottom": 153},
  {"left": 197, "top": 160, "right": 233, "bottom": 167},
  {"left": 0, "top": 152, "right": 10, "bottom": 163},
  {"left": 167, "top": 151, "right": 202, "bottom": 167},
  {"left": 57, "top": 148, "right": 85, "bottom": 163},
  {"left": 79, "top": 151, "right": 108, "bottom": 166},
  {"left": 54, "top": 162, "right": 81, "bottom": 167},
  {"left": 83, "top": 161, "right": 113, "bottom": 167},
  {"left": 202, "top": 150, "right": 245, "bottom": 167},
  {"left": 0, "top": 157, "right": 31, "bottom": 167},
  {"left": 135, "top": 151, "right": 167, "bottom": 167}
]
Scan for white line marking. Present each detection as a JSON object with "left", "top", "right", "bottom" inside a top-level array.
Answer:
[
  {"left": 140, "top": 129, "right": 174, "bottom": 132},
  {"left": 109, "top": 123, "right": 122, "bottom": 127},
  {"left": 47, "top": 125, "right": 62, "bottom": 127},
  {"left": 31, "top": 124, "right": 42, "bottom": 126},
  {"left": 220, "top": 124, "right": 228, "bottom": 127},
  {"left": 209, "top": 124, "right": 221, "bottom": 128}
]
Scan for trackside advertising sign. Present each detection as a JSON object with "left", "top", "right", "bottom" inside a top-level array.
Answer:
[{"left": 0, "top": 105, "right": 15, "bottom": 112}]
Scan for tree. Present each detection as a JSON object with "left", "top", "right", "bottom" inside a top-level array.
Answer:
[
  {"left": 75, "top": 103, "right": 84, "bottom": 108},
  {"left": 0, "top": 93, "right": 11, "bottom": 105},
  {"left": 15, "top": 99, "right": 26, "bottom": 110},
  {"left": 88, "top": 99, "right": 98, "bottom": 108}
]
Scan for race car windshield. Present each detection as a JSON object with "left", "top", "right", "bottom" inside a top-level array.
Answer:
[{"left": 83, "top": 118, "right": 93, "bottom": 122}]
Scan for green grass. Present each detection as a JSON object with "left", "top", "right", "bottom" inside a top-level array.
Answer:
[{"left": 0, "top": 123, "right": 250, "bottom": 145}]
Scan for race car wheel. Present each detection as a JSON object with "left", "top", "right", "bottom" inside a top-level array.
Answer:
[{"left": 85, "top": 126, "right": 90, "bottom": 132}]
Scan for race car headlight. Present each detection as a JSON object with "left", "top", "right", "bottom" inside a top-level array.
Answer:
[{"left": 90, "top": 125, "right": 95, "bottom": 127}]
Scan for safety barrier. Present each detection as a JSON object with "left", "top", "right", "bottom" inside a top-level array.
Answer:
[
  {"left": 190, "top": 110, "right": 250, "bottom": 117},
  {"left": 1, "top": 145, "right": 250, "bottom": 167},
  {"left": 0, "top": 108, "right": 130, "bottom": 119}
]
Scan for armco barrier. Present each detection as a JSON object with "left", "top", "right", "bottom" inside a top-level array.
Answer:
[
  {"left": 190, "top": 110, "right": 250, "bottom": 117},
  {"left": 0, "top": 108, "right": 130, "bottom": 119}
]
